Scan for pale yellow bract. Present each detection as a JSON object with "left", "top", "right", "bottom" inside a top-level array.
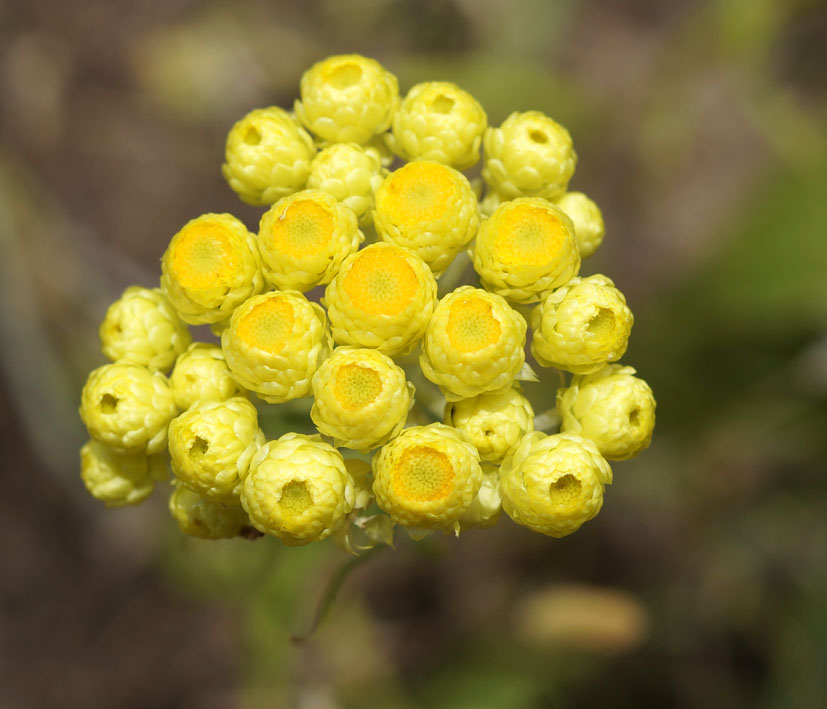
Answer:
[
  {"left": 323, "top": 242, "right": 437, "bottom": 356},
  {"left": 499, "top": 432, "right": 612, "bottom": 538},
  {"left": 161, "top": 213, "right": 263, "bottom": 326},
  {"left": 419, "top": 286, "right": 527, "bottom": 401},
  {"left": 372, "top": 423, "right": 482, "bottom": 534},
  {"left": 169, "top": 485, "right": 250, "bottom": 540},
  {"left": 80, "top": 439, "right": 166, "bottom": 507},
  {"left": 553, "top": 191, "right": 605, "bottom": 259},
  {"left": 474, "top": 197, "right": 580, "bottom": 304},
  {"left": 373, "top": 160, "right": 480, "bottom": 276},
  {"left": 311, "top": 347, "right": 414, "bottom": 451},
  {"left": 169, "top": 343, "right": 245, "bottom": 411}
]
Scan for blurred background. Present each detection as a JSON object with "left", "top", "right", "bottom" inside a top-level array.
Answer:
[{"left": 2, "top": 0, "right": 826, "bottom": 707}]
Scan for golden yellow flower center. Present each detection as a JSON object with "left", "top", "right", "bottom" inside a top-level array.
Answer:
[
  {"left": 170, "top": 222, "right": 237, "bottom": 291},
  {"left": 548, "top": 473, "right": 582, "bottom": 505},
  {"left": 392, "top": 445, "right": 455, "bottom": 502},
  {"left": 279, "top": 480, "right": 313, "bottom": 518},
  {"left": 446, "top": 296, "right": 502, "bottom": 353},
  {"left": 323, "top": 61, "right": 363, "bottom": 90},
  {"left": 333, "top": 363, "right": 383, "bottom": 411},
  {"left": 378, "top": 162, "right": 457, "bottom": 227},
  {"left": 341, "top": 246, "right": 419, "bottom": 316},
  {"left": 236, "top": 296, "right": 295, "bottom": 353},
  {"left": 587, "top": 307, "right": 617, "bottom": 340},
  {"left": 491, "top": 204, "right": 568, "bottom": 268},
  {"left": 268, "top": 198, "right": 334, "bottom": 259}
]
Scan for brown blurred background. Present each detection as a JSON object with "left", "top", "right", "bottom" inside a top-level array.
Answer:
[{"left": 2, "top": 0, "right": 827, "bottom": 707}]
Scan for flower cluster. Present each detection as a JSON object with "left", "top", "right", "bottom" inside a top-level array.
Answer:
[{"left": 79, "top": 54, "right": 656, "bottom": 548}]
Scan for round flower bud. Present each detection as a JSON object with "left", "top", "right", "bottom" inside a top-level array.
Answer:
[
  {"left": 531, "top": 275, "right": 633, "bottom": 374},
  {"left": 222, "top": 291, "right": 331, "bottom": 404},
  {"left": 419, "top": 286, "right": 527, "bottom": 401},
  {"left": 473, "top": 197, "right": 580, "bottom": 304},
  {"left": 482, "top": 110, "right": 577, "bottom": 200},
  {"left": 311, "top": 347, "right": 414, "bottom": 451},
  {"left": 373, "top": 160, "right": 480, "bottom": 276},
  {"left": 499, "top": 432, "right": 612, "bottom": 538},
  {"left": 557, "top": 364, "right": 655, "bottom": 461},
  {"left": 242, "top": 433, "right": 355, "bottom": 545},
  {"left": 169, "top": 485, "right": 250, "bottom": 540},
  {"left": 306, "top": 143, "right": 386, "bottom": 224},
  {"left": 257, "top": 189, "right": 363, "bottom": 292},
  {"left": 294, "top": 54, "right": 399, "bottom": 144},
  {"left": 169, "top": 343, "right": 245, "bottom": 411},
  {"left": 444, "top": 387, "right": 534, "bottom": 463},
  {"left": 387, "top": 81, "right": 487, "bottom": 170},
  {"left": 168, "top": 397, "right": 264, "bottom": 502},
  {"left": 222, "top": 106, "right": 316, "bottom": 206},
  {"left": 458, "top": 463, "right": 502, "bottom": 531},
  {"left": 99, "top": 286, "right": 191, "bottom": 373},
  {"left": 79, "top": 363, "right": 177, "bottom": 455},
  {"left": 80, "top": 439, "right": 165, "bottom": 507},
  {"left": 161, "top": 213, "right": 264, "bottom": 326},
  {"left": 323, "top": 243, "right": 437, "bottom": 356},
  {"left": 372, "top": 423, "right": 482, "bottom": 533},
  {"left": 553, "top": 191, "right": 605, "bottom": 259}
]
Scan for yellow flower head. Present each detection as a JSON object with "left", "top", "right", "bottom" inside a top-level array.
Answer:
[
  {"left": 458, "top": 463, "right": 502, "bottom": 531},
  {"left": 419, "top": 286, "right": 527, "bottom": 401},
  {"left": 99, "top": 286, "right": 191, "bottom": 373},
  {"left": 531, "top": 274, "right": 633, "bottom": 374},
  {"left": 161, "top": 213, "right": 263, "bottom": 325},
  {"left": 257, "top": 189, "right": 363, "bottom": 292},
  {"left": 306, "top": 143, "right": 387, "bottom": 224},
  {"left": 557, "top": 364, "right": 656, "bottom": 461},
  {"left": 311, "top": 347, "right": 414, "bottom": 452},
  {"left": 483, "top": 110, "right": 577, "bottom": 200},
  {"left": 387, "top": 81, "right": 487, "bottom": 170},
  {"left": 323, "top": 242, "right": 437, "bottom": 356},
  {"left": 373, "top": 160, "right": 480, "bottom": 276},
  {"left": 221, "top": 290, "right": 332, "bottom": 403},
  {"left": 242, "top": 433, "right": 355, "bottom": 545},
  {"left": 79, "top": 363, "right": 177, "bottom": 455},
  {"left": 169, "top": 342, "right": 245, "bottom": 411},
  {"left": 168, "top": 397, "right": 264, "bottom": 502},
  {"left": 444, "top": 386, "right": 535, "bottom": 463},
  {"left": 372, "top": 423, "right": 482, "bottom": 534},
  {"left": 294, "top": 54, "right": 399, "bottom": 144},
  {"left": 222, "top": 106, "right": 316, "bottom": 206},
  {"left": 473, "top": 197, "right": 580, "bottom": 303},
  {"left": 168, "top": 485, "right": 251, "bottom": 540},
  {"left": 553, "top": 191, "right": 605, "bottom": 259},
  {"left": 80, "top": 439, "right": 166, "bottom": 507},
  {"left": 499, "top": 432, "right": 612, "bottom": 538}
]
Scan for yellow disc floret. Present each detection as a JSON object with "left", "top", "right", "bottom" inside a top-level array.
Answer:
[
  {"left": 311, "top": 347, "right": 414, "bottom": 451},
  {"left": 531, "top": 274, "right": 633, "bottom": 374},
  {"left": 553, "top": 191, "right": 605, "bottom": 259},
  {"left": 169, "top": 342, "right": 245, "bottom": 411},
  {"left": 241, "top": 433, "right": 355, "bottom": 545},
  {"left": 306, "top": 143, "right": 386, "bottom": 224},
  {"left": 257, "top": 189, "right": 363, "bottom": 292},
  {"left": 387, "top": 81, "right": 487, "bottom": 170},
  {"left": 99, "top": 286, "right": 191, "bottom": 372},
  {"left": 168, "top": 397, "right": 264, "bottom": 502},
  {"left": 168, "top": 485, "right": 251, "bottom": 540},
  {"left": 419, "top": 286, "right": 527, "bottom": 401},
  {"left": 444, "top": 387, "right": 535, "bottom": 463},
  {"left": 79, "top": 363, "right": 177, "bottom": 455},
  {"left": 294, "top": 54, "right": 399, "bottom": 145},
  {"left": 80, "top": 439, "right": 166, "bottom": 507},
  {"left": 499, "top": 432, "right": 612, "bottom": 538},
  {"left": 557, "top": 364, "right": 656, "bottom": 461},
  {"left": 221, "top": 291, "right": 332, "bottom": 403},
  {"left": 222, "top": 106, "right": 316, "bottom": 206},
  {"left": 373, "top": 160, "right": 480, "bottom": 276},
  {"left": 372, "top": 423, "right": 482, "bottom": 534},
  {"left": 482, "top": 110, "right": 577, "bottom": 200},
  {"left": 161, "top": 213, "right": 263, "bottom": 326},
  {"left": 473, "top": 197, "right": 580, "bottom": 303},
  {"left": 323, "top": 243, "right": 437, "bottom": 356}
]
